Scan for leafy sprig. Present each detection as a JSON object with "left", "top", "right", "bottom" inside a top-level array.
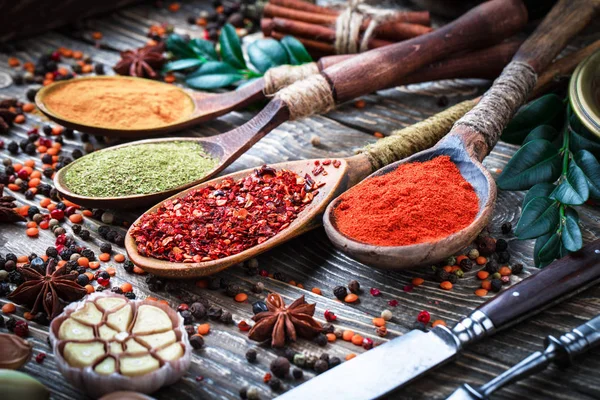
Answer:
[
  {"left": 163, "top": 24, "right": 312, "bottom": 90},
  {"left": 497, "top": 94, "right": 600, "bottom": 267}
]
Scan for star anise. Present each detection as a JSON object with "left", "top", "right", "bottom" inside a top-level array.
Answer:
[
  {"left": 113, "top": 43, "right": 166, "bottom": 79},
  {"left": 8, "top": 258, "right": 87, "bottom": 320},
  {"left": 0, "top": 98, "right": 19, "bottom": 134},
  {"left": 249, "top": 293, "right": 322, "bottom": 348},
  {"left": 0, "top": 185, "right": 25, "bottom": 223}
]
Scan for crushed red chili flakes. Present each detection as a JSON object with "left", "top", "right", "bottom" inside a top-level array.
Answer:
[{"left": 131, "top": 166, "right": 320, "bottom": 262}]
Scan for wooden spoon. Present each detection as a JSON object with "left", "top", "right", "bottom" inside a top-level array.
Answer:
[
  {"left": 53, "top": 0, "right": 527, "bottom": 209},
  {"left": 323, "top": 0, "right": 600, "bottom": 269},
  {"left": 36, "top": 40, "right": 522, "bottom": 142}
]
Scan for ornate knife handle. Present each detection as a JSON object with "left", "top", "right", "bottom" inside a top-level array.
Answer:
[
  {"left": 451, "top": 239, "right": 600, "bottom": 346},
  {"left": 461, "top": 314, "right": 600, "bottom": 399}
]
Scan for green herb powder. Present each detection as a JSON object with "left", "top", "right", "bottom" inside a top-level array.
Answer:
[{"left": 64, "top": 141, "right": 218, "bottom": 197}]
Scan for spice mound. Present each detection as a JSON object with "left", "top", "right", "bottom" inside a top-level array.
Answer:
[
  {"left": 334, "top": 156, "right": 479, "bottom": 246},
  {"left": 64, "top": 141, "right": 218, "bottom": 198},
  {"left": 42, "top": 77, "right": 194, "bottom": 130},
  {"left": 49, "top": 293, "right": 191, "bottom": 397},
  {"left": 130, "top": 166, "right": 319, "bottom": 262}
]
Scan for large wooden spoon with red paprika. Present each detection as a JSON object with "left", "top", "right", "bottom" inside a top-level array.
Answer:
[{"left": 323, "top": 0, "right": 600, "bottom": 269}]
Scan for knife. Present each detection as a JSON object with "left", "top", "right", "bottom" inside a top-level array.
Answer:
[
  {"left": 279, "top": 239, "right": 600, "bottom": 399},
  {"left": 447, "top": 313, "right": 600, "bottom": 400}
]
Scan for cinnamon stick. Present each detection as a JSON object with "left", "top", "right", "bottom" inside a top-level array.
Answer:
[
  {"left": 262, "top": 18, "right": 393, "bottom": 51},
  {"left": 268, "top": 0, "right": 431, "bottom": 26},
  {"left": 270, "top": 31, "right": 335, "bottom": 54},
  {"left": 529, "top": 39, "right": 600, "bottom": 99},
  {"left": 263, "top": 3, "right": 433, "bottom": 42}
]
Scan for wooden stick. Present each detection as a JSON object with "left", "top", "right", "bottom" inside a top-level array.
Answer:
[
  {"left": 268, "top": 0, "right": 431, "bottom": 25},
  {"left": 270, "top": 31, "right": 335, "bottom": 54},
  {"left": 262, "top": 18, "right": 393, "bottom": 51},
  {"left": 529, "top": 39, "right": 600, "bottom": 99},
  {"left": 263, "top": 3, "right": 433, "bottom": 42}
]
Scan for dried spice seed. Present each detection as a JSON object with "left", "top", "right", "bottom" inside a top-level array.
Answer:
[
  {"left": 333, "top": 285, "right": 347, "bottom": 300},
  {"left": 131, "top": 167, "right": 318, "bottom": 262},
  {"left": 245, "top": 348, "right": 257, "bottom": 363},
  {"left": 348, "top": 280, "right": 360, "bottom": 294},
  {"left": 270, "top": 357, "right": 290, "bottom": 378}
]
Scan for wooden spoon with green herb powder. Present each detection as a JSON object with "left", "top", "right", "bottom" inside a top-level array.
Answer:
[{"left": 54, "top": 138, "right": 219, "bottom": 209}]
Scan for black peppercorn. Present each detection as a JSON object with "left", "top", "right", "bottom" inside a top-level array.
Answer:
[
  {"left": 511, "top": 263, "right": 524, "bottom": 275},
  {"left": 6, "top": 317, "right": 17, "bottom": 332},
  {"left": 239, "top": 387, "right": 248, "bottom": 400},
  {"left": 284, "top": 348, "right": 296, "bottom": 362},
  {"left": 71, "top": 149, "right": 83, "bottom": 159},
  {"left": 321, "top": 324, "right": 334, "bottom": 334},
  {"left": 7, "top": 141, "right": 19, "bottom": 154},
  {"left": 81, "top": 249, "right": 95, "bottom": 260},
  {"left": 348, "top": 280, "right": 360, "bottom": 294},
  {"left": 26, "top": 88, "right": 39, "bottom": 102},
  {"left": 333, "top": 285, "right": 347, "bottom": 300},
  {"left": 314, "top": 359, "right": 328, "bottom": 374},
  {"left": 268, "top": 378, "right": 281, "bottom": 391},
  {"left": 207, "top": 277, "right": 220, "bottom": 290},
  {"left": 459, "top": 258, "right": 474, "bottom": 272},
  {"left": 245, "top": 348, "right": 257, "bottom": 363},
  {"left": 190, "top": 334, "right": 205, "bottom": 349},
  {"left": 328, "top": 356, "right": 341, "bottom": 368},
  {"left": 314, "top": 333, "right": 328, "bottom": 347},
  {"left": 79, "top": 230, "right": 90, "bottom": 241},
  {"left": 46, "top": 247, "right": 58, "bottom": 258},
  {"left": 6, "top": 253, "right": 17, "bottom": 262},
  {"left": 273, "top": 271, "right": 286, "bottom": 282},
  {"left": 270, "top": 357, "right": 290, "bottom": 378},
  {"left": 319, "top": 353, "right": 329, "bottom": 362},
  {"left": 190, "top": 302, "right": 206, "bottom": 319},
  {"left": 111, "top": 287, "right": 124, "bottom": 295},
  {"left": 63, "top": 128, "right": 74, "bottom": 138},
  {"left": 485, "top": 259, "right": 500, "bottom": 274},
  {"left": 497, "top": 251, "right": 510, "bottom": 264},
  {"left": 59, "top": 249, "right": 73, "bottom": 261},
  {"left": 121, "top": 260, "right": 134, "bottom": 274},
  {"left": 252, "top": 300, "right": 268, "bottom": 314},
  {"left": 94, "top": 63, "right": 105, "bottom": 75},
  {"left": 184, "top": 325, "right": 195, "bottom": 337},
  {"left": 180, "top": 310, "right": 193, "bottom": 325},
  {"left": 501, "top": 222, "right": 512, "bottom": 234},
  {"left": 225, "top": 283, "right": 241, "bottom": 297},
  {"left": 24, "top": 189, "right": 35, "bottom": 200},
  {"left": 125, "top": 292, "right": 136, "bottom": 300},
  {"left": 100, "top": 243, "right": 112, "bottom": 254},
  {"left": 219, "top": 311, "right": 233, "bottom": 324},
  {"left": 491, "top": 279, "right": 503, "bottom": 292},
  {"left": 292, "top": 368, "right": 303, "bottom": 380},
  {"left": 495, "top": 238, "right": 508, "bottom": 252},
  {"left": 106, "top": 230, "right": 117, "bottom": 243},
  {"left": 98, "top": 225, "right": 110, "bottom": 238},
  {"left": 76, "top": 274, "right": 89, "bottom": 286},
  {"left": 42, "top": 125, "right": 53, "bottom": 136},
  {"left": 207, "top": 306, "right": 223, "bottom": 320},
  {"left": 114, "top": 234, "right": 125, "bottom": 247},
  {"left": 0, "top": 282, "right": 10, "bottom": 296},
  {"left": 435, "top": 269, "right": 450, "bottom": 283},
  {"left": 43, "top": 167, "right": 54, "bottom": 178},
  {"left": 27, "top": 206, "right": 40, "bottom": 219}
]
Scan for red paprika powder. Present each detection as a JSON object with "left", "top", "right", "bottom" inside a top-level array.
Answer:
[{"left": 333, "top": 156, "right": 478, "bottom": 246}]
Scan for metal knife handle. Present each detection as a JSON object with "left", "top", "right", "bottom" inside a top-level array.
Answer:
[
  {"left": 554, "top": 314, "right": 600, "bottom": 366},
  {"left": 468, "top": 239, "right": 600, "bottom": 335}
]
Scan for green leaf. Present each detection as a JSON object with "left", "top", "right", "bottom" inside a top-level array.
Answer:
[
  {"left": 166, "top": 34, "right": 197, "bottom": 59},
  {"left": 537, "top": 232, "right": 561, "bottom": 267},
  {"left": 247, "top": 39, "right": 289, "bottom": 74},
  {"left": 570, "top": 127, "right": 600, "bottom": 159},
  {"left": 280, "top": 36, "right": 312, "bottom": 65},
  {"left": 163, "top": 58, "right": 205, "bottom": 72},
  {"left": 501, "top": 94, "right": 565, "bottom": 144},
  {"left": 189, "top": 38, "right": 218, "bottom": 61},
  {"left": 562, "top": 207, "right": 582, "bottom": 252},
  {"left": 236, "top": 77, "right": 262, "bottom": 89},
  {"left": 515, "top": 197, "right": 560, "bottom": 239},
  {"left": 551, "top": 161, "right": 589, "bottom": 205},
  {"left": 522, "top": 183, "right": 556, "bottom": 208},
  {"left": 496, "top": 139, "right": 562, "bottom": 190},
  {"left": 219, "top": 24, "right": 246, "bottom": 69},
  {"left": 185, "top": 61, "right": 243, "bottom": 89},
  {"left": 574, "top": 150, "right": 600, "bottom": 200},
  {"left": 523, "top": 125, "right": 560, "bottom": 144},
  {"left": 534, "top": 233, "right": 551, "bottom": 267}
]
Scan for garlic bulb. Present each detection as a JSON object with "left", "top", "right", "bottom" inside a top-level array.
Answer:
[{"left": 49, "top": 292, "right": 191, "bottom": 398}]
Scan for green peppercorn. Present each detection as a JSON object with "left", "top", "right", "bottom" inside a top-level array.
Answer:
[
  {"left": 446, "top": 256, "right": 457, "bottom": 266},
  {"left": 454, "top": 270, "right": 464, "bottom": 278},
  {"left": 491, "top": 272, "right": 501, "bottom": 280},
  {"left": 468, "top": 248, "right": 479, "bottom": 260}
]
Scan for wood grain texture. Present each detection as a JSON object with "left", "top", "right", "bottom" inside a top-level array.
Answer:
[{"left": 0, "top": 1, "right": 599, "bottom": 400}]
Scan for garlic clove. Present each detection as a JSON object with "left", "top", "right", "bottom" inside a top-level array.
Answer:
[
  {"left": 99, "top": 324, "right": 119, "bottom": 340},
  {"left": 124, "top": 338, "right": 148, "bottom": 353},
  {"left": 94, "top": 357, "right": 117, "bottom": 375},
  {"left": 97, "top": 297, "right": 127, "bottom": 312},
  {"left": 106, "top": 304, "right": 133, "bottom": 332},
  {"left": 131, "top": 305, "right": 171, "bottom": 335},
  {"left": 136, "top": 331, "right": 176, "bottom": 349},
  {"left": 120, "top": 354, "right": 160, "bottom": 377},
  {"left": 110, "top": 342, "right": 124, "bottom": 354},
  {"left": 58, "top": 318, "right": 95, "bottom": 340},
  {"left": 70, "top": 301, "right": 103, "bottom": 325},
  {"left": 156, "top": 343, "right": 184, "bottom": 362},
  {"left": 63, "top": 341, "right": 105, "bottom": 368}
]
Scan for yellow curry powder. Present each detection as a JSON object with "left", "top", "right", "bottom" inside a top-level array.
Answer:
[{"left": 43, "top": 77, "right": 194, "bottom": 130}]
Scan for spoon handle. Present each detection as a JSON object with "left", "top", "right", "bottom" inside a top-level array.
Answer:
[{"left": 449, "top": 0, "right": 600, "bottom": 160}]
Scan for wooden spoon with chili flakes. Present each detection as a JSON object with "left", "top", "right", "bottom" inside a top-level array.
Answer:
[
  {"left": 323, "top": 0, "right": 600, "bottom": 269},
  {"left": 53, "top": 0, "right": 527, "bottom": 210}
]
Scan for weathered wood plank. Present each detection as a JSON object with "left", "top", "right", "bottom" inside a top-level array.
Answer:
[{"left": 1, "top": 1, "right": 600, "bottom": 400}]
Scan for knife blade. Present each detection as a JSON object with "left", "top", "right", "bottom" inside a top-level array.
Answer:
[
  {"left": 446, "top": 313, "right": 600, "bottom": 400},
  {"left": 278, "top": 238, "right": 600, "bottom": 399}
]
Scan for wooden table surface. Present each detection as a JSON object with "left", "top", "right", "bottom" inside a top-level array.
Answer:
[{"left": 1, "top": 1, "right": 600, "bottom": 399}]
